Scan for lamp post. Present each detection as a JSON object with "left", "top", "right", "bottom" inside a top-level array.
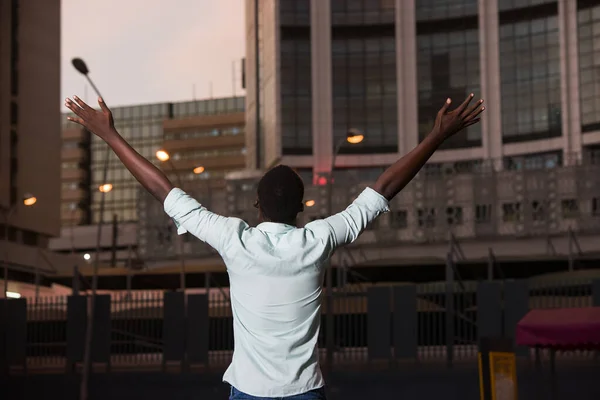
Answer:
[
  {"left": 155, "top": 150, "right": 186, "bottom": 292},
  {"left": 1, "top": 194, "right": 37, "bottom": 298},
  {"left": 155, "top": 149, "right": 208, "bottom": 292},
  {"left": 324, "top": 129, "right": 364, "bottom": 371},
  {"left": 72, "top": 57, "right": 110, "bottom": 400}
]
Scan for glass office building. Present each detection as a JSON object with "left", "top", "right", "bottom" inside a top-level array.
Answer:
[
  {"left": 245, "top": 0, "right": 600, "bottom": 183},
  {"left": 61, "top": 97, "right": 245, "bottom": 226}
]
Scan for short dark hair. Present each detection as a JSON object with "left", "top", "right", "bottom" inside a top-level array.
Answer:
[{"left": 257, "top": 165, "right": 304, "bottom": 223}]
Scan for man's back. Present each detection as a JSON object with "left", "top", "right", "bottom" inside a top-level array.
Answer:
[
  {"left": 164, "top": 187, "right": 390, "bottom": 397},
  {"left": 223, "top": 223, "right": 329, "bottom": 397}
]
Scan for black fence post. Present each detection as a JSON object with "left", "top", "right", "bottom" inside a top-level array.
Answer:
[
  {"left": 477, "top": 282, "right": 503, "bottom": 341},
  {"left": 592, "top": 279, "right": 600, "bottom": 307},
  {"left": 187, "top": 294, "right": 209, "bottom": 368},
  {"left": 0, "top": 298, "right": 27, "bottom": 373},
  {"left": 445, "top": 253, "right": 455, "bottom": 368},
  {"left": 503, "top": 280, "right": 529, "bottom": 357},
  {"left": 367, "top": 286, "right": 392, "bottom": 363},
  {"left": 163, "top": 291, "right": 185, "bottom": 371},
  {"left": 66, "top": 295, "right": 87, "bottom": 373},
  {"left": 393, "top": 285, "right": 417, "bottom": 361},
  {"left": 92, "top": 295, "right": 111, "bottom": 370}
]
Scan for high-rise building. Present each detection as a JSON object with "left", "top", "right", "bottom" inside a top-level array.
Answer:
[
  {"left": 245, "top": 0, "right": 600, "bottom": 179},
  {"left": 52, "top": 96, "right": 246, "bottom": 266},
  {"left": 0, "top": 0, "right": 69, "bottom": 293}
]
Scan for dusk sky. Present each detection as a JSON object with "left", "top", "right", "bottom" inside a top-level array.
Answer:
[{"left": 61, "top": 0, "right": 245, "bottom": 110}]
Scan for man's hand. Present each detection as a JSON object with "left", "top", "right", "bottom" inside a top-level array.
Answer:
[
  {"left": 430, "top": 93, "right": 484, "bottom": 142},
  {"left": 65, "top": 96, "right": 116, "bottom": 141}
]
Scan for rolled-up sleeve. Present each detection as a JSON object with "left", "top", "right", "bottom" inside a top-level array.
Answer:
[
  {"left": 307, "top": 187, "right": 390, "bottom": 250},
  {"left": 163, "top": 188, "right": 233, "bottom": 252}
]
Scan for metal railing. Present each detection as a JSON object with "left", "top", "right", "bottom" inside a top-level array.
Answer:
[{"left": 2, "top": 273, "right": 598, "bottom": 374}]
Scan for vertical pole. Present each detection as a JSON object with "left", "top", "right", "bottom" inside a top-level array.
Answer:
[
  {"left": 325, "top": 139, "right": 344, "bottom": 373},
  {"left": 568, "top": 227, "right": 574, "bottom": 272},
  {"left": 254, "top": 0, "right": 261, "bottom": 169},
  {"left": 72, "top": 266, "right": 80, "bottom": 296},
  {"left": 2, "top": 208, "right": 15, "bottom": 298},
  {"left": 487, "top": 248, "right": 494, "bottom": 281},
  {"left": 445, "top": 252, "right": 454, "bottom": 368}
]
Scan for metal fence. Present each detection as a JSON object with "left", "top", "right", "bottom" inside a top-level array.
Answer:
[{"left": 2, "top": 275, "right": 599, "bottom": 374}]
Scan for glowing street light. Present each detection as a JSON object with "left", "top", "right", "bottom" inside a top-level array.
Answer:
[
  {"left": 193, "top": 166, "right": 205, "bottom": 175},
  {"left": 156, "top": 150, "right": 170, "bottom": 162},
  {"left": 346, "top": 128, "right": 364, "bottom": 144},
  {"left": 23, "top": 194, "right": 37, "bottom": 206},
  {"left": 305, "top": 199, "right": 316, "bottom": 207},
  {"left": 6, "top": 291, "right": 21, "bottom": 299},
  {"left": 99, "top": 183, "right": 113, "bottom": 193},
  {"left": 83, "top": 253, "right": 91, "bottom": 261}
]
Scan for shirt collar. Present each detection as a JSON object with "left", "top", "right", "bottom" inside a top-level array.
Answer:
[{"left": 256, "top": 222, "right": 296, "bottom": 234}]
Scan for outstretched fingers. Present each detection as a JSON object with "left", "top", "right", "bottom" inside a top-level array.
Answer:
[
  {"left": 72, "top": 96, "right": 94, "bottom": 113},
  {"left": 455, "top": 93, "right": 474, "bottom": 114},
  {"left": 65, "top": 98, "right": 85, "bottom": 117},
  {"left": 464, "top": 104, "right": 485, "bottom": 122},
  {"left": 66, "top": 116, "right": 86, "bottom": 127},
  {"left": 438, "top": 98, "right": 452, "bottom": 115},
  {"left": 98, "top": 97, "right": 111, "bottom": 114},
  {"left": 463, "top": 118, "right": 481, "bottom": 128}
]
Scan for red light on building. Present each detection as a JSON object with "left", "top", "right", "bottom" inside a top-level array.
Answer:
[{"left": 317, "top": 176, "right": 328, "bottom": 186}]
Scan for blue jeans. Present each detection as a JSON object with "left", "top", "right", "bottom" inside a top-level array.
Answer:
[{"left": 229, "top": 386, "right": 327, "bottom": 400}]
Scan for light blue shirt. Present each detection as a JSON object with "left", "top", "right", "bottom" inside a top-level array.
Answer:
[{"left": 164, "top": 187, "right": 389, "bottom": 397}]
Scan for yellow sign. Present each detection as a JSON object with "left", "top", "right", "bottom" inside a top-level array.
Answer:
[{"left": 479, "top": 351, "right": 518, "bottom": 400}]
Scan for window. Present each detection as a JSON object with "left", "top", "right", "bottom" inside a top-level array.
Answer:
[
  {"left": 389, "top": 210, "right": 408, "bottom": 229},
  {"left": 475, "top": 204, "right": 492, "bottom": 223},
  {"left": 416, "top": 10, "right": 481, "bottom": 149},
  {"left": 418, "top": 208, "right": 436, "bottom": 228},
  {"left": 561, "top": 199, "right": 579, "bottom": 219},
  {"left": 504, "top": 151, "right": 562, "bottom": 171},
  {"left": 446, "top": 207, "right": 463, "bottom": 226},
  {"left": 281, "top": 33, "right": 312, "bottom": 155},
  {"left": 502, "top": 202, "right": 522, "bottom": 222},
  {"left": 531, "top": 200, "right": 547, "bottom": 222},
  {"left": 578, "top": 2, "right": 600, "bottom": 131},
  {"left": 499, "top": 9, "right": 561, "bottom": 142},
  {"left": 331, "top": 33, "right": 398, "bottom": 154}
]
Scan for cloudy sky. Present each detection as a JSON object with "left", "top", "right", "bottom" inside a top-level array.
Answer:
[{"left": 61, "top": 0, "right": 245, "bottom": 110}]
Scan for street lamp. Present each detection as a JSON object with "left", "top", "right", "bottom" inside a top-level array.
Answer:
[
  {"left": 2, "top": 194, "right": 37, "bottom": 298},
  {"left": 155, "top": 149, "right": 183, "bottom": 187},
  {"left": 155, "top": 149, "right": 187, "bottom": 292},
  {"left": 72, "top": 57, "right": 110, "bottom": 400},
  {"left": 156, "top": 150, "right": 170, "bottom": 162},
  {"left": 305, "top": 199, "right": 315, "bottom": 208},
  {"left": 98, "top": 183, "right": 113, "bottom": 193},
  {"left": 324, "top": 128, "right": 364, "bottom": 370},
  {"left": 193, "top": 166, "right": 205, "bottom": 175}
]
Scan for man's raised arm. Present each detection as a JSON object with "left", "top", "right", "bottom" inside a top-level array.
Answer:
[
  {"left": 65, "top": 96, "right": 173, "bottom": 203},
  {"left": 372, "top": 94, "right": 484, "bottom": 201}
]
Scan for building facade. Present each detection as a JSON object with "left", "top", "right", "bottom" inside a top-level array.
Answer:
[
  {"left": 52, "top": 96, "right": 246, "bottom": 267},
  {"left": 244, "top": 0, "right": 600, "bottom": 179},
  {"left": 0, "top": 0, "right": 75, "bottom": 295}
]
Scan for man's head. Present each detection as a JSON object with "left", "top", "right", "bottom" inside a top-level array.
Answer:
[{"left": 255, "top": 165, "right": 304, "bottom": 224}]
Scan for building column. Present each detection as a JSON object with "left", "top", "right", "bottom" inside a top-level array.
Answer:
[
  {"left": 478, "top": 0, "right": 503, "bottom": 166},
  {"left": 395, "top": 0, "right": 418, "bottom": 156},
  {"left": 244, "top": 0, "right": 259, "bottom": 170},
  {"left": 559, "top": 0, "right": 582, "bottom": 165},
  {"left": 311, "top": 0, "right": 334, "bottom": 180}
]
